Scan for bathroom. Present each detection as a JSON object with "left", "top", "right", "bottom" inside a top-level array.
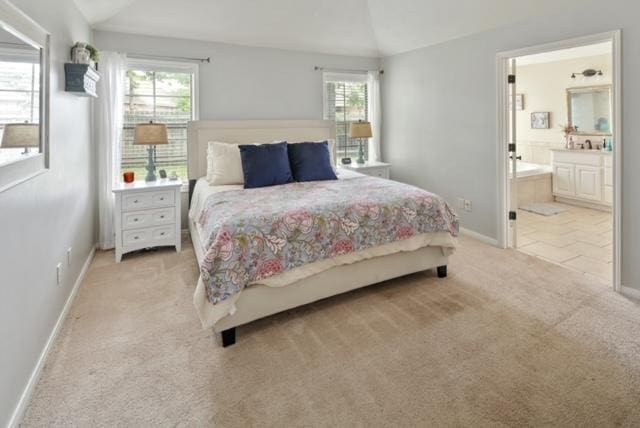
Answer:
[{"left": 511, "top": 42, "right": 613, "bottom": 282}]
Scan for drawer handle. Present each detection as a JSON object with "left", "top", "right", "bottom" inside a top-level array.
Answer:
[
  {"left": 160, "top": 232, "right": 165, "bottom": 236},
  {"left": 160, "top": 215, "right": 165, "bottom": 219},
  {"left": 133, "top": 218, "right": 139, "bottom": 222},
  {"left": 159, "top": 197, "right": 165, "bottom": 201},
  {"left": 134, "top": 236, "right": 139, "bottom": 240},
  {"left": 133, "top": 199, "right": 139, "bottom": 203}
]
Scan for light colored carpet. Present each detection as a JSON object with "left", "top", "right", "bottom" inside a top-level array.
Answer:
[{"left": 21, "top": 234, "right": 640, "bottom": 427}]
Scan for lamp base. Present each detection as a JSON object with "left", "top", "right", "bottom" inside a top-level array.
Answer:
[
  {"left": 145, "top": 145, "right": 157, "bottom": 181},
  {"left": 356, "top": 140, "right": 366, "bottom": 164}
]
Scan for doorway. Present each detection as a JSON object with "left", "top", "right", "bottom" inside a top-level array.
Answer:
[{"left": 497, "top": 31, "right": 621, "bottom": 290}]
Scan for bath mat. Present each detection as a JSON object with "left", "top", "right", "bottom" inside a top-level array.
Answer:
[{"left": 521, "top": 203, "right": 567, "bottom": 216}]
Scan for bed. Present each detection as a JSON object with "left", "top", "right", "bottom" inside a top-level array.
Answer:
[{"left": 187, "top": 120, "right": 458, "bottom": 346}]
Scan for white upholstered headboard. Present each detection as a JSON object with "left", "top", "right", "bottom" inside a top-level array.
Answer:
[
  {"left": 187, "top": 119, "right": 336, "bottom": 181},
  {"left": 186, "top": 120, "right": 336, "bottom": 204}
]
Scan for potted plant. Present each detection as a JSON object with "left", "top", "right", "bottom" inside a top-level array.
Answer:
[
  {"left": 71, "top": 42, "right": 100, "bottom": 69},
  {"left": 559, "top": 124, "right": 576, "bottom": 149}
]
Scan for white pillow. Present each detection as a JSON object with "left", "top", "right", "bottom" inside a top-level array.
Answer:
[{"left": 206, "top": 141, "right": 244, "bottom": 185}]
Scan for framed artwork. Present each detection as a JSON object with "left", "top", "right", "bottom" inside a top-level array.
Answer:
[
  {"left": 510, "top": 94, "right": 524, "bottom": 111},
  {"left": 531, "top": 112, "right": 550, "bottom": 129}
]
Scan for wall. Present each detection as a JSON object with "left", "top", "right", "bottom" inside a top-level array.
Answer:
[
  {"left": 381, "top": 0, "right": 640, "bottom": 289},
  {"left": 516, "top": 54, "right": 612, "bottom": 165},
  {"left": 94, "top": 31, "right": 380, "bottom": 121},
  {"left": 0, "top": 0, "right": 95, "bottom": 426},
  {"left": 94, "top": 31, "right": 380, "bottom": 227}
]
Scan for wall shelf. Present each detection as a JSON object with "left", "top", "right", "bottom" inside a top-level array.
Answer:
[{"left": 64, "top": 63, "right": 100, "bottom": 97}]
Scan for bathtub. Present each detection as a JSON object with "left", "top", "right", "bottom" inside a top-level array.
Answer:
[
  {"left": 511, "top": 161, "right": 553, "bottom": 208},
  {"left": 510, "top": 161, "right": 553, "bottom": 178}
]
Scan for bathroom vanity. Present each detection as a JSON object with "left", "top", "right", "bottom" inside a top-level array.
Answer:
[{"left": 551, "top": 149, "right": 612, "bottom": 210}]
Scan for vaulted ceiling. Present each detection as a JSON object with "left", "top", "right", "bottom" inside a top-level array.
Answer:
[{"left": 74, "top": 0, "right": 565, "bottom": 57}]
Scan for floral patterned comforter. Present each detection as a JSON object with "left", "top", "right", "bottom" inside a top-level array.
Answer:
[{"left": 198, "top": 176, "right": 458, "bottom": 305}]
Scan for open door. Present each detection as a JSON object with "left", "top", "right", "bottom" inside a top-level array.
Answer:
[{"left": 508, "top": 58, "right": 518, "bottom": 248}]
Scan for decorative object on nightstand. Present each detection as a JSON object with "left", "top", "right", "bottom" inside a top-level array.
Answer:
[
  {"left": 0, "top": 123, "right": 39, "bottom": 154},
  {"left": 112, "top": 180, "right": 182, "bottom": 262},
  {"left": 134, "top": 122, "right": 168, "bottom": 182},
  {"left": 338, "top": 160, "right": 391, "bottom": 179},
  {"left": 123, "top": 171, "right": 134, "bottom": 183},
  {"left": 350, "top": 120, "right": 372, "bottom": 164}
]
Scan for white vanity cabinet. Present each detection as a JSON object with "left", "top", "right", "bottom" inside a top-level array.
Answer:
[{"left": 551, "top": 149, "right": 612, "bottom": 209}]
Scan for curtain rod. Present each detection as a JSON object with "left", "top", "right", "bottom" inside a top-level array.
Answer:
[
  {"left": 127, "top": 53, "right": 210, "bottom": 64},
  {"left": 314, "top": 66, "right": 383, "bottom": 75}
]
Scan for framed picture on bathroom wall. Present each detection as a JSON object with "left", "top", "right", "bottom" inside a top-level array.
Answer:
[
  {"left": 510, "top": 94, "right": 524, "bottom": 111},
  {"left": 531, "top": 112, "right": 550, "bottom": 129}
]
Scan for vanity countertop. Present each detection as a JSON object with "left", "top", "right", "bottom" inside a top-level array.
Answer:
[{"left": 550, "top": 148, "right": 612, "bottom": 155}]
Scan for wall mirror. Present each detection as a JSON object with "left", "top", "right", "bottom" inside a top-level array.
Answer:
[
  {"left": 0, "top": 1, "right": 49, "bottom": 192},
  {"left": 566, "top": 85, "right": 612, "bottom": 136}
]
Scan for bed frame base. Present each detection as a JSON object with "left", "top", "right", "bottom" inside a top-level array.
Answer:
[
  {"left": 220, "top": 328, "right": 236, "bottom": 347},
  {"left": 218, "top": 265, "right": 449, "bottom": 347},
  {"left": 437, "top": 265, "right": 447, "bottom": 278}
]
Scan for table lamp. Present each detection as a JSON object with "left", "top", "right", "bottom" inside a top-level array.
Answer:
[
  {"left": 134, "top": 122, "right": 168, "bottom": 181},
  {"left": 350, "top": 120, "right": 372, "bottom": 165},
  {"left": 1, "top": 123, "right": 39, "bottom": 154}
]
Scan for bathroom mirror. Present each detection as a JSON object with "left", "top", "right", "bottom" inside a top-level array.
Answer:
[
  {"left": 0, "top": 2, "right": 49, "bottom": 192},
  {"left": 566, "top": 85, "right": 612, "bottom": 136}
]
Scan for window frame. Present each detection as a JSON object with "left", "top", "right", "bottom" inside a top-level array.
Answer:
[
  {"left": 123, "top": 58, "right": 199, "bottom": 190},
  {"left": 322, "top": 71, "right": 369, "bottom": 162}
]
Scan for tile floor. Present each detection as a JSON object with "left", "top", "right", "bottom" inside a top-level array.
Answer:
[{"left": 517, "top": 202, "right": 613, "bottom": 282}]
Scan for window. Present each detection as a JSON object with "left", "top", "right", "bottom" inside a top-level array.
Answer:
[
  {"left": 323, "top": 72, "right": 369, "bottom": 161},
  {"left": 122, "top": 60, "right": 197, "bottom": 183}
]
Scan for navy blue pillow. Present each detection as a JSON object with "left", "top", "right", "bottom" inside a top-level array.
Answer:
[
  {"left": 238, "top": 142, "right": 294, "bottom": 189},
  {"left": 287, "top": 141, "right": 338, "bottom": 182}
]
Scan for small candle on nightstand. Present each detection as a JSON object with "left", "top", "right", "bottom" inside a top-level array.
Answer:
[{"left": 123, "top": 171, "right": 134, "bottom": 183}]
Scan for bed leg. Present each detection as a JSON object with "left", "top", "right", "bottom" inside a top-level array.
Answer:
[
  {"left": 437, "top": 265, "right": 447, "bottom": 278},
  {"left": 221, "top": 328, "right": 236, "bottom": 347}
]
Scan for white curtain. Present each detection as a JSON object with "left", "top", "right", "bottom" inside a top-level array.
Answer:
[
  {"left": 367, "top": 70, "right": 382, "bottom": 162},
  {"left": 96, "top": 51, "right": 127, "bottom": 250}
]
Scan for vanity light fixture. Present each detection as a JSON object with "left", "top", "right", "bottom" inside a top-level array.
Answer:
[{"left": 570, "top": 69, "right": 603, "bottom": 79}]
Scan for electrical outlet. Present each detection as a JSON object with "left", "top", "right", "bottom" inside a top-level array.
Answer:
[
  {"left": 464, "top": 200, "right": 472, "bottom": 212},
  {"left": 457, "top": 198, "right": 465, "bottom": 210},
  {"left": 56, "top": 263, "right": 62, "bottom": 286},
  {"left": 67, "top": 247, "right": 72, "bottom": 266}
]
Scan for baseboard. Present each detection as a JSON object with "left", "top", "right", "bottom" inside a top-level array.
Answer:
[
  {"left": 459, "top": 227, "right": 499, "bottom": 247},
  {"left": 620, "top": 285, "right": 640, "bottom": 301},
  {"left": 7, "top": 245, "right": 96, "bottom": 428}
]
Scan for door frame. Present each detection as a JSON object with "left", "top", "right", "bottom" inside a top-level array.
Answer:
[{"left": 496, "top": 30, "right": 622, "bottom": 291}]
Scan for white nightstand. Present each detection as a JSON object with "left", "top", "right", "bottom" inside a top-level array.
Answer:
[
  {"left": 112, "top": 180, "right": 182, "bottom": 262},
  {"left": 338, "top": 161, "right": 391, "bottom": 179}
]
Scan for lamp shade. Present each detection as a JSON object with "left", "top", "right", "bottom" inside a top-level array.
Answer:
[
  {"left": 134, "top": 123, "right": 168, "bottom": 145},
  {"left": 350, "top": 121, "right": 372, "bottom": 139},
  {"left": 1, "top": 123, "right": 39, "bottom": 148}
]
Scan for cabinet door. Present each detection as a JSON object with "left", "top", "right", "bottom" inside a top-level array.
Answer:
[
  {"left": 575, "top": 165, "right": 602, "bottom": 201},
  {"left": 553, "top": 163, "right": 574, "bottom": 196}
]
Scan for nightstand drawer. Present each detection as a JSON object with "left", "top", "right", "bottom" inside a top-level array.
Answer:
[
  {"left": 366, "top": 168, "right": 389, "bottom": 179},
  {"left": 123, "top": 190, "right": 175, "bottom": 211},
  {"left": 122, "top": 229, "right": 151, "bottom": 246},
  {"left": 122, "top": 225, "right": 175, "bottom": 247},
  {"left": 122, "top": 207, "right": 175, "bottom": 230}
]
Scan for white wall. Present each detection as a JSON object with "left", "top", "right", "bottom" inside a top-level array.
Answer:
[
  {"left": 381, "top": 0, "right": 640, "bottom": 290},
  {"left": 0, "top": 0, "right": 95, "bottom": 425},
  {"left": 93, "top": 31, "right": 381, "bottom": 121},
  {"left": 94, "top": 31, "right": 380, "bottom": 227},
  {"left": 517, "top": 54, "right": 612, "bottom": 144}
]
